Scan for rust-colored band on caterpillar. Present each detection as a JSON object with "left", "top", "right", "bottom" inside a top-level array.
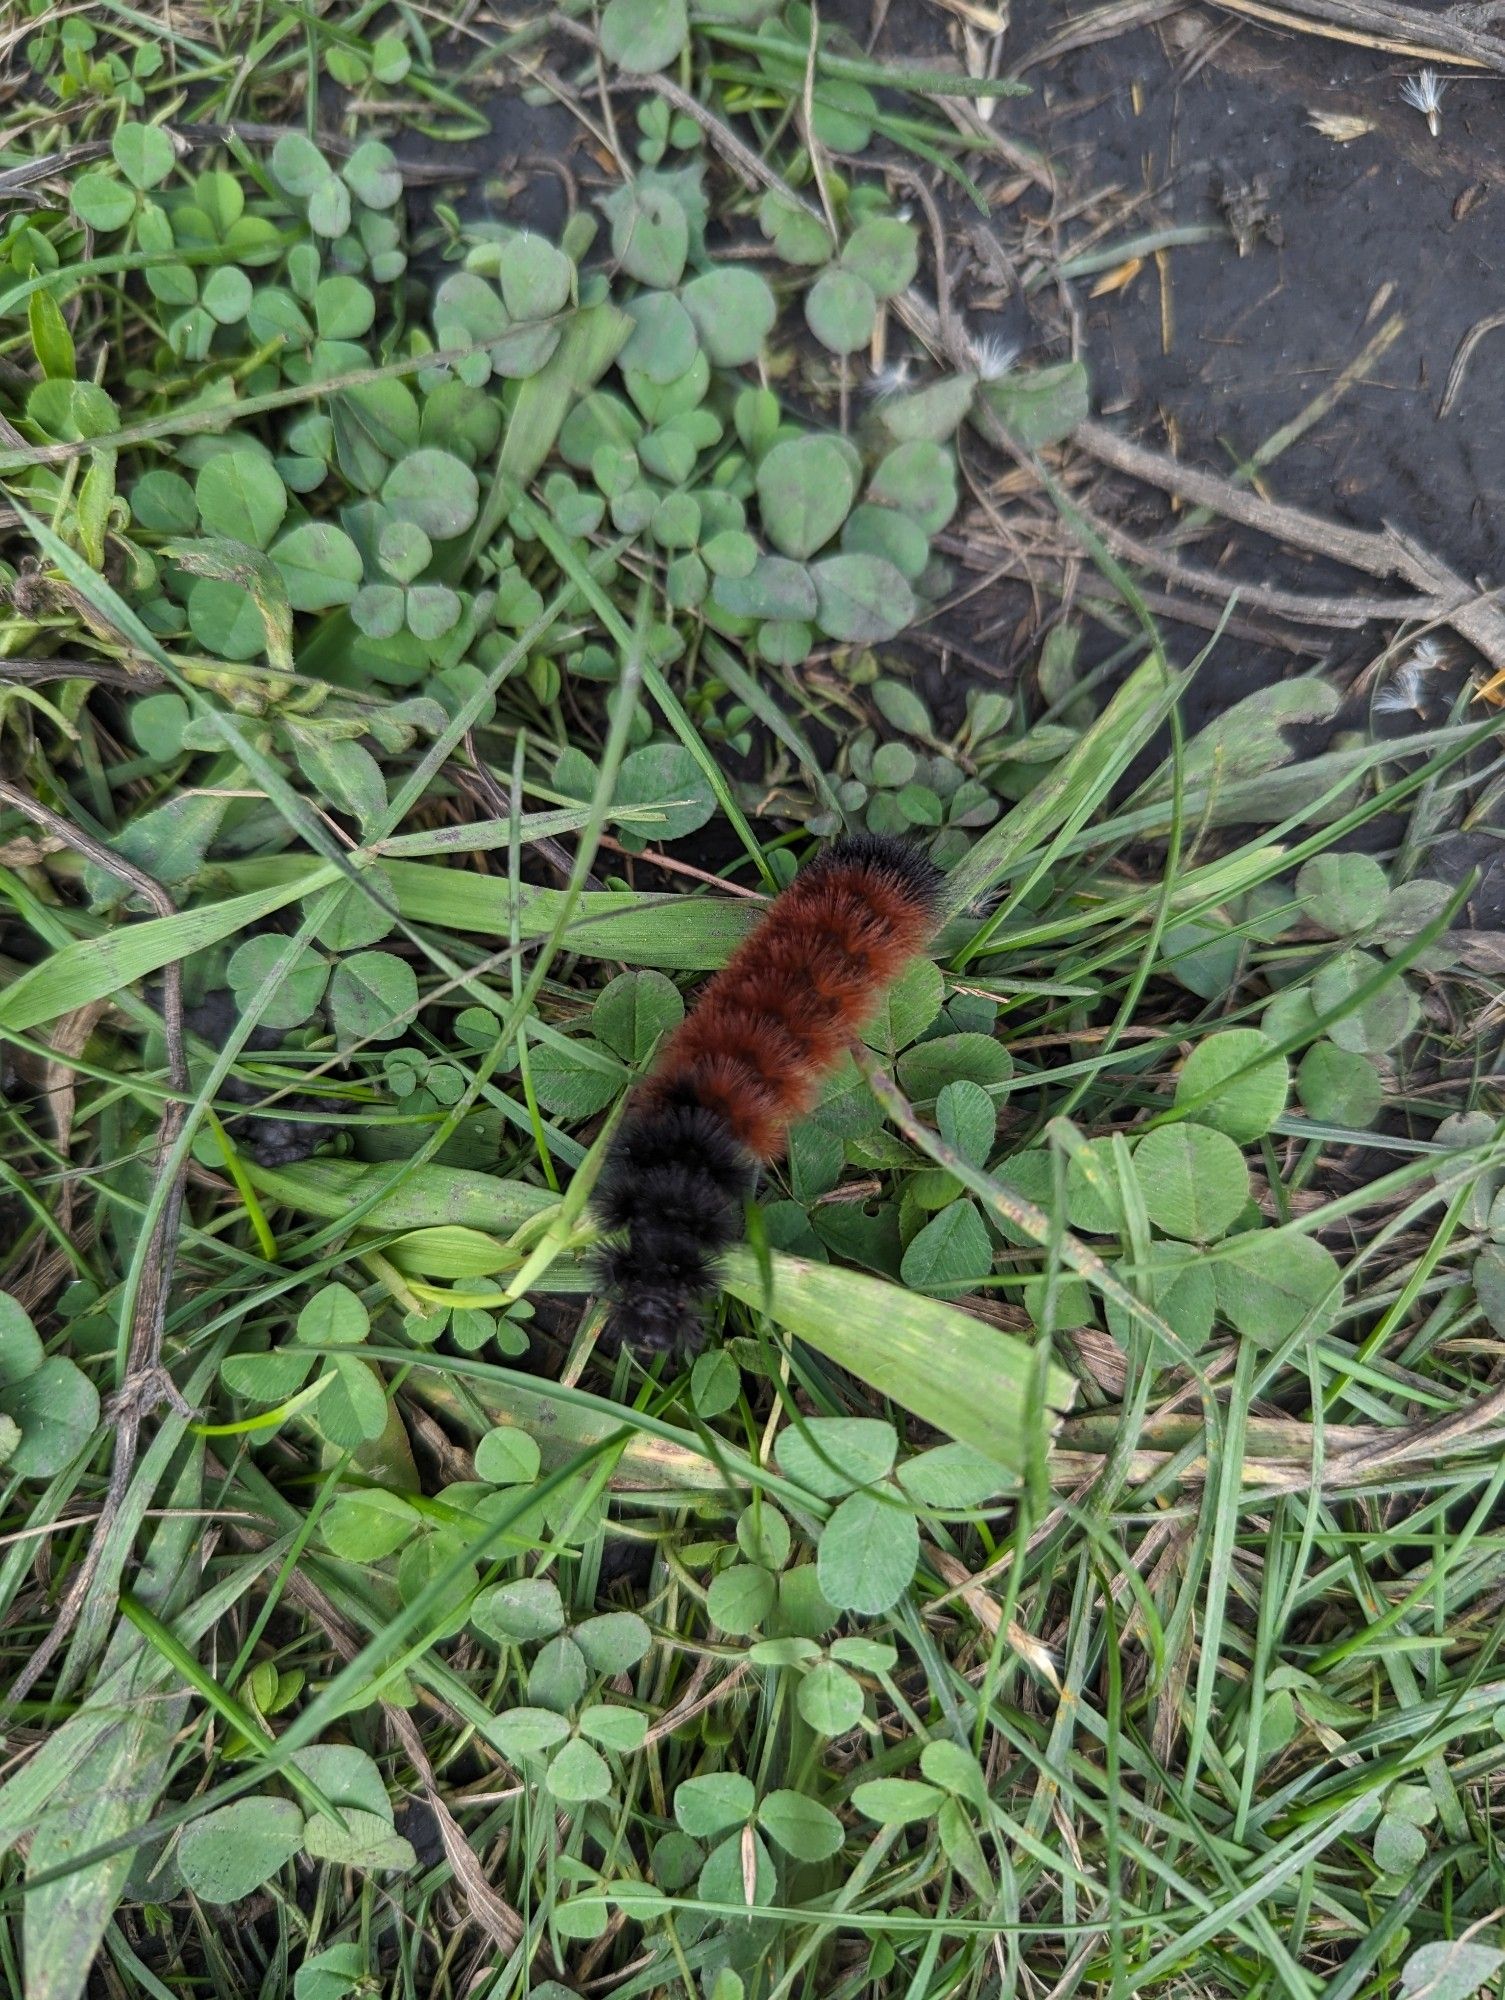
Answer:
[{"left": 595, "top": 833, "right": 942, "bottom": 1356}]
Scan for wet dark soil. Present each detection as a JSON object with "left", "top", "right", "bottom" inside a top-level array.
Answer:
[{"left": 1010, "top": 3, "right": 1505, "bottom": 580}]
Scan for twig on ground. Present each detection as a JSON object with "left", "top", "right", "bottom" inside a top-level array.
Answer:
[{"left": 1072, "top": 418, "right": 1505, "bottom": 666}]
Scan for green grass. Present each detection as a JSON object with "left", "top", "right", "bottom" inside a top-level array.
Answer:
[{"left": 2, "top": 5, "right": 1505, "bottom": 2000}]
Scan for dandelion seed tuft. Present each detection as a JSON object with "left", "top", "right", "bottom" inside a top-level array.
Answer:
[
  {"left": 972, "top": 333, "right": 1019, "bottom": 381},
  {"left": 865, "top": 356, "right": 914, "bottom": 400},
  {"left": 1400, "top": 69, "right": 1446, "bottom": 138},
  {"left": 1375, "top": 661, "right": 1430, "bottom": 716},
  {"left": 1406, "top": 636, "right": 1449, "bottom": 675}
]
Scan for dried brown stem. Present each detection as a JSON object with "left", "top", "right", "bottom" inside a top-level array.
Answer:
[{"left": 1072, "top": 418, "right": 1505, "bottom": 666}]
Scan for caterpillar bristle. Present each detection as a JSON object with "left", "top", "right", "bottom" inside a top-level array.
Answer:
[{"left": 594, "top": 833, "right": 941, "bottom": 1356}]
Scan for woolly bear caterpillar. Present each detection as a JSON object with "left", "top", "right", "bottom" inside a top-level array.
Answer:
[{"left": 595, "top": 833, "right": 942, "bottom": 1356}]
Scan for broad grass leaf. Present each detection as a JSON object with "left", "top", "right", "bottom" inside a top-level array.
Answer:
[
  {"left": 817, "top": 1490, "right": 919, "bottom": 1613},
  {"left": 384, "top": 1227, "right": 512, "bottom": 1279},
  {"left": 243, "top": 1157, "right": 557, "bottom": 1239},
  {"left": 21, "top": 1452, "right": 206, "bottom": 2000},
  {"left": 725, "top": 1251, "right": 1073, "bottom": 1478},
  {"left": 1146, "top": 677, "right": 1341, "bottom": 802},
  {"left": 943, "top": 654, "right": 1175, "bottom": 914},
  {"left": 178, "top": 1798, "right": 304, "bottom": 1904}
]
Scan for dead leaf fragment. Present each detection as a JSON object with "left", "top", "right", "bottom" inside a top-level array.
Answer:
[{"left": 1307, "top": 109, "right": 1375, "bottom": 142}]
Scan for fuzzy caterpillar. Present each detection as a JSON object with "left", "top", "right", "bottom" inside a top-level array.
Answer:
[{"left": 595, "top": 833, "right": 943, "bottom": 1356}]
